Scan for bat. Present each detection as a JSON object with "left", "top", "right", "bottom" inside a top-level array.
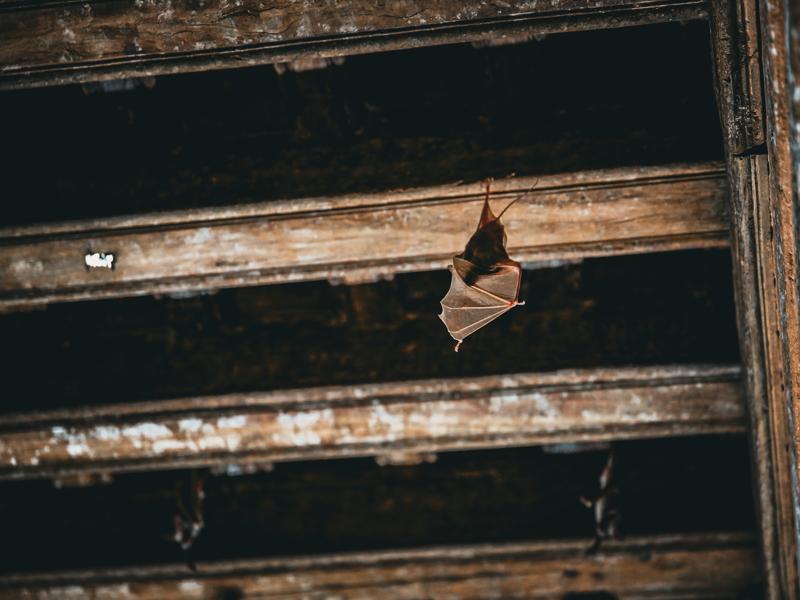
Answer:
[
  {"left": 580, "top": 449, "right": 619, "bottom": 553},
  {"left": 439, "top": 179, "right": 527, "bottom": 352}
]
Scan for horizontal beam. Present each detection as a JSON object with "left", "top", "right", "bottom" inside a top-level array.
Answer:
[
  {"left": 0, "top": 0, "right": 707, "bottom": 90},
  {"left": 0, "top": 532, "right": 759, "bottom": 599},
  {"left": 0, "top": 162, "right": 729, "bottom": 311},
  {"left": 0, "top": 364, "right": 745, "bottom": 480}
]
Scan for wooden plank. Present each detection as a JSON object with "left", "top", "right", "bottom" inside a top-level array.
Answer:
[
  {"left": 0, "top": 162, "right": 729, "bottom": 311},
  {"left": 0, "top": 0, "right": 707, "bottom": 90},
  {"left": 0, "top": 532, "right": 760, "bottom": 599},
  {"left": 0, "top": 364, "right": 745, "bottom": 480},
  {"left": 708, "top": 0, "right": 799, "bottom": 597}
]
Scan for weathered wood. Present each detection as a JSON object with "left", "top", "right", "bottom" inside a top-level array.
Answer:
[
  {"left": 0, "top": 364, "right": 745, "bottom": 480},
  {"left": 0, "top": 163, "right": 729, "bottom": 311},
  {"left": 709, "top": 0, "right": 799, "bottom": 597},
  {"left": 0, "top": 532, "right": 760, "bottom": 599},
  {"left": 757, "top": 2, "right": 800, "bottom": 597},
  {"left": 0, "top": 0, "right": 707, "bottom": 90}
]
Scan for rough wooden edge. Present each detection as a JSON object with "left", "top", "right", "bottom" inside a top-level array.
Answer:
[
  {"left": 0, "top": 1, "right": 707, "bottom": 90},
  {"left": 758, "top": 1, "right": 800, "bottom": 593},
  {"left": 0, "top": 532, "right": 760, "bottom": 599},
  {"left": 709, "top": 0, "right": 799, "bottom": 596},
  {"left": 0, "top": 163, "right": 730, "bottom": 312},
  {"left": 0, "top": 364, "right": 745, "bottom": 481}
]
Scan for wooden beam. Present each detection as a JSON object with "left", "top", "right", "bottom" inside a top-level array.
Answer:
[
  {"left": 708, "top": 0, "right": 799, "bottom": 597},
  {"left": 0, "top": 364, "right": 744, "bottom": 480},
  {"left": 0, "top": 0, "right": 707, "bottom": 90},
  {"left": 0, "top": 532, "right": 760, "bottom": 599},
  {"left": 0, "top": 162, "right": 729, "bottom": 311}
]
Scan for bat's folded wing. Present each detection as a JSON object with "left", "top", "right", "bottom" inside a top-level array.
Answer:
[{"left": 439, "top": 257, "right": 518, "bottom": 344}]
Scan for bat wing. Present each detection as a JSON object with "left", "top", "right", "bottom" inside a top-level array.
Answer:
[{"left": 439, "top": 257, "right": 523, "bottom": 350}]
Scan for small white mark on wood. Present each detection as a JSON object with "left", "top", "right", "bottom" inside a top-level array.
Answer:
[
  {"left": 179, "top": 580, "right": 204, "bottom": 593},
  {"left": 85, "top": 252, "right": 115, "bottom": 269}
]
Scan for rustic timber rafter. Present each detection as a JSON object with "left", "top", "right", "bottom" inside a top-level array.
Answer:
[
  {"left": 709, "top": 0, "right": 800, "bottom": 596},
  {"left": 0, "top": 0, "right": 707, "bottom": 90},
  {"left": 0, "top": 163, "right": 729, "bottom": 311},
  {"left": 0, "top": 532, "right": 760, "bottom": 599},
  {"left": 0, "top": 364, "right": 744, "bottom": 480}
]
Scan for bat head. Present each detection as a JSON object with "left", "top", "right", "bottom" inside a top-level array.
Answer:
[{"left": 459, "top": 198, "right": 510, "bottom": 270}]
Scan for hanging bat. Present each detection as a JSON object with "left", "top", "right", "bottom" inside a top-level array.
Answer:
[{"left": 439, "top": 180, "right": 527, "bottom": 352}]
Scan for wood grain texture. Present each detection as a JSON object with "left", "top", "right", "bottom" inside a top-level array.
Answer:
[
  {"left": 709, "top": 0, "right": 798, "bottom": 596},
  {"left": 0, "top": 163, "right": 729, "bottom": 311},
  {"left": 0, "top": 532, "right": 760, "bottom": 599},
  {"left": 0, "top": 364, "right": 745, "bottom": 480},
  {"left": 0, "top": 0, "right": 707, "bottom": 90},
  {"left": 758, "top": 2, "right": 800, "bottom": 596}
]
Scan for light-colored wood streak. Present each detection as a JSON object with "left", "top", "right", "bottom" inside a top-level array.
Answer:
[
  {"left": 0, "top": 532, "right": 760, "bottom": 599},
  {"left": 0, "top": 162, "right": 729, "bottom": 311},
  {"left": 0, "top": 0, "right": 707, "bottom": 90},
  {"left": 0, "top": 364, "right": 745, "bottom": 480}
]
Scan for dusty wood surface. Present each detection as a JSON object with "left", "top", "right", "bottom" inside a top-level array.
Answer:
[
  {"left": 0, "top": 364, "right": 745, "bottom": 480},
  {"left": 0, "top": 532, "right": 760, "bottom": 599},
  {"left": 709, "top": 0, "right": 799, "bottom": 596},
  {"left": 0, "top": 163, "right": 729, "bottom": 311},
  {"left": 0, "top": 0, "right": 707, "bottom": 90}
]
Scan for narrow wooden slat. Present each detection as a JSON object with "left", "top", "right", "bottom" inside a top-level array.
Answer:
[
  {"left": 0, "top": 364, "right": 744, "bottom": 480},
  {"left": 0, "top": 162, "right": 729, "bottom": 311},
  {"left": 0, "top": 532, "right": 760, "bottom": 599},
  {"left": 0, "top": 0, "right": 707, "bottom": 90}
]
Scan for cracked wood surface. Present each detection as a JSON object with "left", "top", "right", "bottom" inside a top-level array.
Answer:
[
  {"left": 0, "top": 0, "right": 707, "bottom": 89},
  {"left": 0, "top": 162, "right": 729, "bottom": 311},
  {"left": 0, "top": 364, "right": 744, "bottom": 480}
]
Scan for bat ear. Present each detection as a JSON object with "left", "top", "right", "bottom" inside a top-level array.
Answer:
[{"left": 477, "top": 197, "right": 497, "bottom": 229}]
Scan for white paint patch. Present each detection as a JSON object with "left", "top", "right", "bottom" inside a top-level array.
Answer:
[
  {"left": 273, "top": 410, "right": 327, "bottom": 446},
  {"left": 152, "top": 439, "right": 192, "bottom": 454},
  {"left": 532, "top": 392, "right": 558, "bottom": 418},
  {"left": 121, "top": 422, "right": 172, "bottom": 439},
  {"left": 179, "top": 418, "right": 203, "bottom": 433},
  {"left": 66, "top": 443, "right": 89, "bottom": 457},
  {"left": 368, "top": 404, "right": 405, "bottom": 441},
  {"left": 489, "top": 392, "right": 520, "bottom": 411},
  {"left": 92, "top": 426, "right": 121, "bottom": 441},
  {"left": 217, "top": 415, "right": 247, "bottom": 428},
  {"left": 11, "top": 259, "right": 44, "bottom": 275},
  {"left": 179, "top": 580, "right": 204, "bottom": 593},
  {"left": 188, "top": 227, "right": 213, "bottom": 244}
]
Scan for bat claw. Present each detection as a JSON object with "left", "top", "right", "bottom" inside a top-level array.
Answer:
[{"left": 454, "top": 340, "right": 462, "bottom": 352}]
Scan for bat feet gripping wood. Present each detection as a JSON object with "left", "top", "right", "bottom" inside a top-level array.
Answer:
[{"left": 440, "top": 180, "right": 528, "bottom": 351}]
